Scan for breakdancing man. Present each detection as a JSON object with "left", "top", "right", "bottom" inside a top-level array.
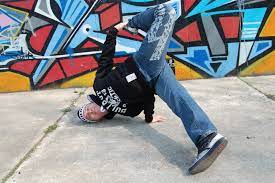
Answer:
[{"left": 78, "top": 4, "right": 228, "bottom": 174}]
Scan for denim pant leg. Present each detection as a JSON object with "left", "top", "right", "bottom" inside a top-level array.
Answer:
[
  {"left": 129, "top": 4, "right": 217, "bottom": 144},
  {"left": 155, "top": 64, "right": 217, "bottom": 144},
  {"left": 128, "top": 4, "right": 177, "bottom": 82}
]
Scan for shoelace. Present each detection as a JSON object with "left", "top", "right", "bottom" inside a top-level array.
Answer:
[{"left": 197, "top": 133, "right": 217, "bottom": 154}]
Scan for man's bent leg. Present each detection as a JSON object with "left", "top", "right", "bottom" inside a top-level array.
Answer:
[
  {"left": 155, "top": 64, "right": 217, "bottom": 144},
  {"left": 155, "top": 64, "right": 228, "bottom": 174}
]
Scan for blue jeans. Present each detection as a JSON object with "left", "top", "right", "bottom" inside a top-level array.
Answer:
[{"left": 128, "top": 4, "right": 217, "bottom": 144}]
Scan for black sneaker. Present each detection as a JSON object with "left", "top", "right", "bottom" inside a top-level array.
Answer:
[{"left": 189, "top": 133, "right": 228, "bottom": 174}]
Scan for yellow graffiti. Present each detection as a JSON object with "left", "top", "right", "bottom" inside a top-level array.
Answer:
[
  {"left": 260, "top": 8, "right": 275, "bottom": 37},
  {"left": 240, "top": 51, "right": 275, "bottom": 76},
  {"left": 0, "top": 72, "right": 30, "bottom": 92},
  {"left": 60, "top": 72, "right": 96, "bottom": 88},
  {"left": 175, "top": 61, "right": 204, "bottom": 80}
]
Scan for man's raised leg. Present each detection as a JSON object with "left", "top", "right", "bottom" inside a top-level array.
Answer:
[{"left": 128, "top": 4, "right": 177, "bottom": 82}]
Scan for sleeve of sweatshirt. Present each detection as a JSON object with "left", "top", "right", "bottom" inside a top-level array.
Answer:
[
  {"left": 144, "top": 92, "right": 155, "bottom": 123},
  {"left": 96, "top": 27, "right": 118, "bottom": 79}
]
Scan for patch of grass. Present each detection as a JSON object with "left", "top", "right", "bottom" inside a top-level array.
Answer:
[
  {"left": 61, "top": 107, "right": 71, "bottom": 113},
  {"left": 266, "top": 94, "right": 275, "bottom": 101},
  {"left": 79, "top": 91, "right": 85, "bottom": 95},
  {"left": 44, "top": 124, "right": 58, "bottom": 134}
]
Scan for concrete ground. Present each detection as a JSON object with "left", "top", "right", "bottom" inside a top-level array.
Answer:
[{"left": 1, "top": 76, "right": 275, "bottom": 183}]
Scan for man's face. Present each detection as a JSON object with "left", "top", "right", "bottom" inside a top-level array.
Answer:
[{"left": 83, "top": 103, "right": 106, "bottom": 121}]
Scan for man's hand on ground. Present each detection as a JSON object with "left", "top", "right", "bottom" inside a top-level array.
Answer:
[{"left": 151, "top": 115, "right": 166, "bottom": 123}]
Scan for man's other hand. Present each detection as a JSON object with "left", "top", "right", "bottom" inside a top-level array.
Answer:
[
  {"left": 151, "top": 115, "right": 166, "bottom": 123},
  {"left": 114, "top": 22, "right": 128, "bottom": 31}
]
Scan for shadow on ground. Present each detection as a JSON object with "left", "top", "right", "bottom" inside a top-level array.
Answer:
[{"left": 69, "top": 108, "right": 195, "bottom": 176}]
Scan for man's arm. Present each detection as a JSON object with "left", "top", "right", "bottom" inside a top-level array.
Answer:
[
  {"left": 144, "top": 92, "right": 155, "bottom": 123},
  {"left": 96, "top": 22, "right": 128, "bottom": 79},
  {"left": 144, "top": 92, "right": 166, "bottom": 123},
  {"left": 96, "top": 27, "right": 118, "bottom": 79}
]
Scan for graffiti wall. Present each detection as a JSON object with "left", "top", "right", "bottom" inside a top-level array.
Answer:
[{"left": 0, "top": 0, "right": 274, "bottom": 92}]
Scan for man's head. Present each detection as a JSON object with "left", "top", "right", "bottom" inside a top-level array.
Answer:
[{"left": 77, "top": 94, "right": 108, "bottom": 122}]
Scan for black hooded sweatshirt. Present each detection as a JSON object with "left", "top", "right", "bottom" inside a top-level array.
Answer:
[{"left": 92, "top": 27, "right": 155, "bottom": 122}]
